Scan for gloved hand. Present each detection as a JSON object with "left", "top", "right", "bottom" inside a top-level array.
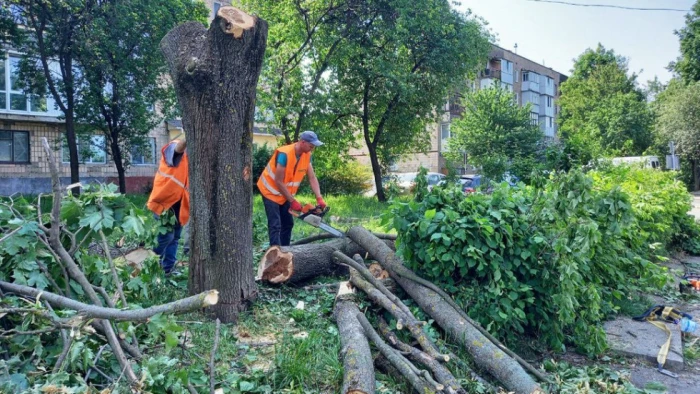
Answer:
[
  {"left": 316, "top": 196, "right": 327, "bottom": 209},
  {"left": 290, "top": 200, "right": 303, "bottom": 212}
]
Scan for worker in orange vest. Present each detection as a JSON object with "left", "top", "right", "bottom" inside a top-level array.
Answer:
[
  {"left": 147, "top": 138, "right": 189, "bottom": 275},
  {"left": 257, "top": 131, "right": 326, "bottom": 246}
]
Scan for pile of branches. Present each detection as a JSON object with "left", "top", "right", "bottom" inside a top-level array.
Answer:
[
  {"left": 258, "top": 227, "right": 550, "bottom": 394},
  {"left": 0, "top": 139, "right": 218, "bottom": 391}
]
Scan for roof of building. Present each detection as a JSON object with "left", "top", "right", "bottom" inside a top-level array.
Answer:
[{"left": 491, "top": 44, "right": 569, "bottom": 79}]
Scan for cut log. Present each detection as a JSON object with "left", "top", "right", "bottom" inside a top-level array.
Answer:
[
  {"left": 333, "top": 283, "right": 375, "bottom": 394},
  {"left": 257, "top": 238, "right": 394, "bottom": 284},
  {"left": 346, "top": 226, "right": 543, "bottom": 394}
]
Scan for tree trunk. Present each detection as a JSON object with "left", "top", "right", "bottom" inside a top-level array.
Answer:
[
  {"left": 257, "top": 239, "right": 396, "bottom": 284},
  {"left": 694, "top": 159, "right": 699, "bottom": 191},
  {"left": 64, "top": 111, "right": 80, "bottom": 196},
  {"left": 334, "top": 284, "right": 375, "bottom": 394},
  {"left": 346, "top": 226, "right": 543, "bottom": 394},
  {"left": 109, "top": 132, "right": 127, "bottom": 193},
  {"left": 161, "top": 7, "right": 268, "bottom": 323}
]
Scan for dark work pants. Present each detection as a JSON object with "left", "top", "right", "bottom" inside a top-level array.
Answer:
[
  {"left": 262, "top": 196, "right": 294, "bottom": 246},
  {"left": 153, "top": 201, "right": 182, "bottom": 274}
]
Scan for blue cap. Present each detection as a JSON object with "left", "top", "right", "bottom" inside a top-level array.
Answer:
[{"left": 300, "top": 130, "right": 323, "bottom": 146}]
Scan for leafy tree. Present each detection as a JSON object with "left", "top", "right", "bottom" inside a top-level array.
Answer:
[
  {"left": 330, "top": 0, "right": 491, "bottom": 201},
  {"left": 671, "top": 0, "right": 700, "bottom": 83},
  {"left": 1, "top": 0, "right": 93, "bottom": 194},
  {"left": 655, "top": 79, "right": 700, "bottom": 189},
  {"left": 448, "top": 84, "right": 543, "bottom": 181},
  {"left": 74, "top": 0, "right": 208, "bottom": 193},
  {"left": 558, "top": 44, "right": 653, "bottom": 164}
]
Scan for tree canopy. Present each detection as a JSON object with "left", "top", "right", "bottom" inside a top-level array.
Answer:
[
  {"left": 74, "top": 0, "right": 208, "bottom": 193},
  {"left": 558, "top": 44, "right": 653, "bottom": 164},
  {"left": 671, "top": 0, "right": 700, "bottom": 83},
  {"left": 448, "top": 84, "right": 543, "bottom": 181}
]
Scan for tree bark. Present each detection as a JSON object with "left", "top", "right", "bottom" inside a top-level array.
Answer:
[
  {"left": 161, "top": 7, "right": 267, "bottom": 323},
  {"left": 346, "top": 226, "right": 543, "bottom": 394},
  {"left": 694, "top": 159, "right": 699, "bottom": 191},
  {"left": 257, "top": 238, "right": 394, "bottom": 284},
  {"left": 108, "top": 130, "right": 127, "bottom": 194},
  {"left": 333, "top": 284, "right": 375, "bottom": 394}
]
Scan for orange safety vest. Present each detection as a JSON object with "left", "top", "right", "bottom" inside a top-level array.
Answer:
[
  {"left": 257, "top": 143, "right": 311, "bottom": 205},
  {"left": 147, "top": 141, "right": 190, "bottom": 225}
]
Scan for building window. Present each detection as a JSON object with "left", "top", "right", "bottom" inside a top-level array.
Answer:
[
  {"left": 546, "top": 96, "right": 553, "bottom": 107},
  {"left": 530, "top": 112, "right": 539, "bottom": 126},
  {"left": 523, "top": 72, "right": 529, "bottom": 82},
  {"left": 62, "top": 135, "right": 107, "bottom": 164},
  {"left": 131, "top": 138, "right": 156, "bottom": 165},
  {"left": 0, "top": 130, "right": 29, "bottom": 163},
  {"left": 514, "top": 92, "right": 519, "bottom": 104},
  {"left": 548, "top": 117, "right": 553, "bottom": 128},
  {"left": 1, "top": 54, "right": 54, "bottom": 114},
  {"left": 440, "top": 123, "right": 450, "bottom": 152}
]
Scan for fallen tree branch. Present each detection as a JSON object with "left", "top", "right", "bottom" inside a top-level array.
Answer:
[
  {"left": 355, "top": 313, "right": 437, "bottom": 394},
  {"left": 347, "top": 266, "right": 448, "bottom": 362},
  {"left": 0, "top": 281, "right": 219, "bottom": 322},
  {"left": 292, "top": 232, "right": 396, "bottom": 246},
  {"left": 347, "top": 226, "right": 544, "bottom": 394},
  {"left": 378, "top": 317, "right": 464, "bottom": 394},
  {"left": 333, "top": 282, "right": 375, "bottom": 394}
]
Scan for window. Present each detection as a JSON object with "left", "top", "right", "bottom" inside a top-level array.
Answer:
[
  {"left": 546, "top": 96, "right": 553, "bottom": 107},
  {"left": 440, "top": 123, "right": 450, "bottom": 152},
  {"left": 1, "top": 54, "right": 55, "bottom": 114},
  {"left": 131, "top": 138, "right": 156, "bottom": 165},
  {"left": 549, "top": 117, "right": 553, "bottom": 128},
  {"left": 514, "top": 92, "right": 519, "bottom": 104},
  {"left": 0, "top": 130, "right": 29, "bottom": 163},
  {"left": 9, "top": 56, "right": 26, "bottom": 111},
  {"left": 530, "top": 112, "right": 539, "bottom": 126},
  {"left": 523, "top": 72, "right": 529, "bottom": 82},
  {"left": 62, "top": 135, "right": 106, "bottom": 164}
]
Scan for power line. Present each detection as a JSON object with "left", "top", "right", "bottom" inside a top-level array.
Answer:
[{"left": 523, "top": 0, "right": 691, "bottom": 12}]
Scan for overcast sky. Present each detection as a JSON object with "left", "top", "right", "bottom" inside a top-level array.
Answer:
[{"left": 458, "top": 0, "right": 695, "bottom": 85}]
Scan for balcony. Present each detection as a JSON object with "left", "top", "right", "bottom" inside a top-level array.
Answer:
[{"left": 480, "top": 68, "right": 502, "bottom": 80}]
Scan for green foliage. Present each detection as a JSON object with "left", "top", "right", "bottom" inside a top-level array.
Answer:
[
  {"left": 559, "top": 45, "right": 653, "bottom": 164},
  {"left": 386, "top": 169, "right": 669, "bottom": 355},
  {"left": 413, "top": 166, "right": 430, "bottom": 202},
  {"left": 589, "top": 165, "right": 694, "bottom": 251},
  {"left": 313, "top": 159, "right": 373, "bottom": 196},
  {"left": 671, "top": 1, "right": 700, "bottom": 84},
  {"left": 448, "top": 84, "right": 544, "bottom": 181}
]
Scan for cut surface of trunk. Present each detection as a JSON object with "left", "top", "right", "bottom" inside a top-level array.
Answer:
[
  {"left": 257, "top": 238, "right": 394, "bottom": 284},
  {"left": 346, "top": 226, "right": 542, "bottom": 394},
  {"left": 160, "top": 7, "right": 267, "bottom": 323}
]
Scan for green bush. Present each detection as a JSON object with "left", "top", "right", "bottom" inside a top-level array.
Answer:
[
  {"left": 300, "top": 159, "right": 373, "bottom": 196},
  {"left": 387, "top": 170, "right": 669, "bottom": 355},
  {"left": 589, "top": 165, "right": 693, "bottom": 252},
  {"left": 253, "top": 143, "right": 276, "bottom": 191}
]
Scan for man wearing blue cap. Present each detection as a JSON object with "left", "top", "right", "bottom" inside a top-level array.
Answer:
[{"left": 257, "top": 131, "right": 326, "bottom": 246}]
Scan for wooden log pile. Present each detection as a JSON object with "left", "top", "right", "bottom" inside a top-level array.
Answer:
[{"left": 257, "top": 225, "right": 549, "bottom": 394}]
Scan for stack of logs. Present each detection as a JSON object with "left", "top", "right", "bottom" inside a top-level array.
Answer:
[{"left": 258, "top": 226, "right": 548, "bottom": 394}]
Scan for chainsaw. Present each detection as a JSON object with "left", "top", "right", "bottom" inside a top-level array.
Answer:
[{"left": 289, "top": 203, "right": 344, "bottom": 238}]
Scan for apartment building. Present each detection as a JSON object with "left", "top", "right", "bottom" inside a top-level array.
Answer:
[
  {"left": 350, "top": 45, "right": 567, "bottom": 175},
  {"left": 0, "top": 0, "right": 278, "bottom": 196}
]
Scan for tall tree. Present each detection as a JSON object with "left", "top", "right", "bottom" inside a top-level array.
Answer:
[
  {"left": 655, "top": 79, "right": 700, "bottom": 190},
  {"left": 161, "top": 6, "right": 267, "bottom": 323},
  {"left": 559, "top": 44, "right": 653, "bottom": 164},
  {"left": 2, "top": 0, "right": 92, "bottom": 194},
  {"left": 671, "top": 1, "right": 700, "bottom": 83},
  {"left": 74, "top": 0, "right": 209, "bottom": 193},
  {"left": 448, "top": 84, "right": 543, "bottom": 181},
  {"left": 331, "top": 0, "right": 491, "bottom": 201}
]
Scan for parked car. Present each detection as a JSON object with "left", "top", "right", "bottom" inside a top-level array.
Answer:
[
  {"left": 437, "top": 175, "right": 494, "bottom": 194},
  {"left": 394, "top": 172, "right": 446, "bottom": 192}
]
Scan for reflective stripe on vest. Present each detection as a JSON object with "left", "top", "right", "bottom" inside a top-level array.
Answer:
[{"left": 256, "top": 143, "right": 311, "bottom": 204}]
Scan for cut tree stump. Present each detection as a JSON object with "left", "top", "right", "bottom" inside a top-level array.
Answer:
[
  {"left": 346, "top": 226, "right": 543, "bottom": 394},
  {"left": 257, "top": 238, "right": 394, "bottom": 284},
  {"left": 334, "top": 282, "right": 375, "bottom": 394}
]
